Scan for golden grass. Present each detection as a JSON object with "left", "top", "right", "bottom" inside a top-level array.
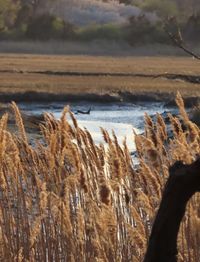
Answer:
[
  {"left": 0, "top": 93, "right": 199, "bottom": 261},
  {"left": 0, "top": 54, "right": 200, "bottom": 98},
  {"left": 1, "top": 54, "right": 200, "bottom": 74}
]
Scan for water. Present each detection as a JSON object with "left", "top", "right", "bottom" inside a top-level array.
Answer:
[{"left": 19, "top": 102, "right": 175, "bottom": 152}]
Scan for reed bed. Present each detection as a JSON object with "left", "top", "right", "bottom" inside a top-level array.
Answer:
[{"left": 0, "top": 93, "right": 199, "bottom": 261}]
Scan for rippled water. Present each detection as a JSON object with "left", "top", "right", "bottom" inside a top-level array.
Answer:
[{"left": 19, "top": 102, "right": 175, "bottom": 152}]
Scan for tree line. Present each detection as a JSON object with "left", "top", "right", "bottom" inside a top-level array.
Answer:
[{"left": 1, "top": 0, "right": 200, "bottom": 43}]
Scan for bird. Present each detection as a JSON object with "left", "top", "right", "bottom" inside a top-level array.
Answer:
[{"left": 75, "top": 107, "right": 91, "bottom": 115}]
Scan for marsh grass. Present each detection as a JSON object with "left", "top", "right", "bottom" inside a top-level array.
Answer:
[
  {"left": 0, "top": 55, "right": 200, "bottom": 103},
  {"left": 0, "top": 93, "right": 199, "bottom": 261}
]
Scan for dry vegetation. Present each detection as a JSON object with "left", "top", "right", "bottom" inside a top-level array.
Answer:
[
  {"left": 0, "top": 93, "right": 199, "bottom": 261},
  {"left": 0, "top": 54, "right": 200, "bottom": 101}
]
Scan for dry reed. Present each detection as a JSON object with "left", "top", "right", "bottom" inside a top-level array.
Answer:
[{"left": 0, "top": 93, "right": 199, "bottom": 261}]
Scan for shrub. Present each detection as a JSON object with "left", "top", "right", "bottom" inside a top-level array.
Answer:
[
  {"left": 26, "top": 14, "right": 74, "bottom": 40},
  {"left": 0, "top": 0, "right": 20, "bottom": 32},
  {"left": 15, "top": 3, "right": 33, "bottom": 27},
  {"left": 182, "top": 14, "right": 200, "bottom": 42},
  {"left": 75, "top": 23, "right": 125, "bottom": 41},
  {"left": 138, "top": 0, "right": 179, "bottom": 18},
  {"left": 125, "top": 15, "right": 169, "bottom": 45}
]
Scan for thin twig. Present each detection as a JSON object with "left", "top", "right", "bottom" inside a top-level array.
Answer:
[{"left": 164, "top": 19, "right": 200, "bottom": 60}]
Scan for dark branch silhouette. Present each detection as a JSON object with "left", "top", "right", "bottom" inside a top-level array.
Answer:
[
  {"left": 164, "top": 18, "right": 200, "bottom": 60},
  {"left": 144, "top": 158, "right": 200, "bottom": 262},
  {"left": 166, "top": 30, "right": 200, "bottom": 60}
]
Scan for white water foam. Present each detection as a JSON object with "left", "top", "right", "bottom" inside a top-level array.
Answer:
[{"left": 76, "top": 120, "right": 140, "bottom": 152}]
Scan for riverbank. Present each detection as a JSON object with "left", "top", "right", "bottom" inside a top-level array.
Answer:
[{"left": 0, "top": 92, "right": 199, "bottom": 108}]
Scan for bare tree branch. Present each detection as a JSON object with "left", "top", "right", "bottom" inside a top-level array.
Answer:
[{"left": 164, "top": 18, "right": 200, "bottom": 60}]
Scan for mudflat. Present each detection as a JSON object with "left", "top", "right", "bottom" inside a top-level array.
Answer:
[{"left": 0, "top": 54, "right": 200, "bottom": 103}]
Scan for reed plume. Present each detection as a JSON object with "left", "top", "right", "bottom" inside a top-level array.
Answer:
[{"left": 0, "top": 97, "right": 198, "bottom": 261}]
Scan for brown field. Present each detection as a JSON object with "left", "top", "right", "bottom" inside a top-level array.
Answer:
[{"left": 0, "top": 54, "right": 200, "bottom": 102}]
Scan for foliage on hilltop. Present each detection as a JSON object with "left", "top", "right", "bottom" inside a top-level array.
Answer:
[{"left": 0, "top": 0, "right": 200, "bottom": 44}]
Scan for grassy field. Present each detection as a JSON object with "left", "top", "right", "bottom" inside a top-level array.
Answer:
[{"left": 0, "top": 54, "right": 200, "bottom": 102}]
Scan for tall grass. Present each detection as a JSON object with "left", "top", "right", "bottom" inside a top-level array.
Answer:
[{"left": 0, "top": 94, "right": 199, "bottom": 261}]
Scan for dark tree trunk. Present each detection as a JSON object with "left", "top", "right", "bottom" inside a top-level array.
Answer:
[{"left": 144, "top": 158, "right": 200, "bottom": 262}]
